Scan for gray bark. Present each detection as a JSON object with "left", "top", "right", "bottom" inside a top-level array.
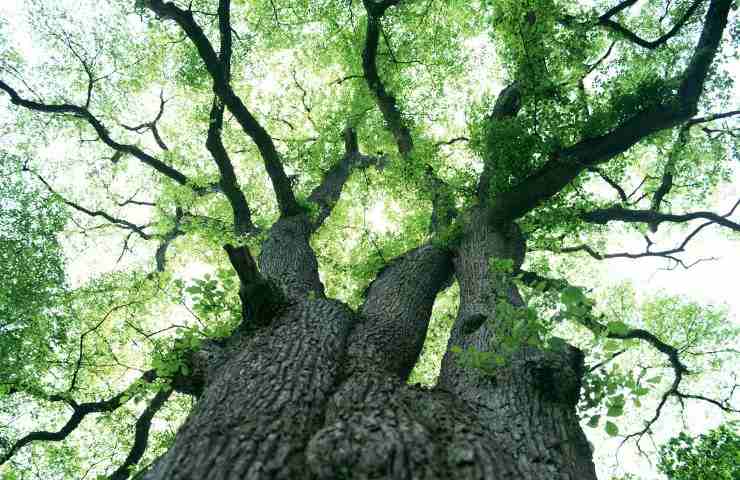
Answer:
[
  {"left": 144, "top": 211, "right": 596, "bottom": 480},
  {"left": 439, "top": 209, "right": 596, "bottom": 480},
  {"left": 259, "top": 215, "right": 325, "bottom": 301}
]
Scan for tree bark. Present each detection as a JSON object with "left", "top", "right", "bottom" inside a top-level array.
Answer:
[
  {"left": 144, "top": 211, "right": 596, "bottom": 480},
  {"left": 439, "top": 209, "right": 596, "bottom": 479}
]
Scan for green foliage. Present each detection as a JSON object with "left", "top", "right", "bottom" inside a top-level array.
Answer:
[
  {"left": 181, "top": 269, "right": 241, "bottom": 337},
  {"left": 658, "top": 423, "right": 740, "bottom": 480},
  {"left": 0, "top": 161, "right": 71, "bottom": 394}
]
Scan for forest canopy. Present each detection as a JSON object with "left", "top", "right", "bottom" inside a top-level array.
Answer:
[{"left": 0, "top": 0, "right": 739, "bottom": 479}]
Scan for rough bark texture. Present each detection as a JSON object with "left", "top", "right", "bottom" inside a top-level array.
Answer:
[
  {"left": 143, "top": 298, "right": 355, "bottom": 479},
  {"left": 259, "top": 215, "right": 325, "bottom": 301},
  {"left": 439, "top": 209, "right": 596, "bottom": 480},
  {"left": 144, "top": 211, "right": 596, "bottom": 480}
]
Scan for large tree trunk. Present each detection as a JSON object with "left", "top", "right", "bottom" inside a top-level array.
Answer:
[
  {"left": 438, "top": 209, "right": 596, "bottom": 479},
  {"left": 144, "top": 212, "right": 597, "bottom": 480}
]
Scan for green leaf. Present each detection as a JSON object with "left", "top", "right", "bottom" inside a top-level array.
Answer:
[
  {"left": 606, "top": 321, "right": 630, "bottom": 336},
  {"left": 607, "top": 404, "right": 623, "bottom": 417},
  {"left": 605, "top": 421, "right": 619, "bottom": 437},
  {"left": 561, "top": 286, "right": 585, "bottom": 306},
  {"left": 587, "top": 415, "right": 600, "bottom": 428}
]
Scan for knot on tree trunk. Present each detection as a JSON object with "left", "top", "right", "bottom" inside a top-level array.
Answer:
[{"left": 525, "top": 343, "right": 586, "bottom": 407}]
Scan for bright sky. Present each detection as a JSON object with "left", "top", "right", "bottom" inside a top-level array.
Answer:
[{"left": 1, "top": 1, "right": 738, "bottom": 479}]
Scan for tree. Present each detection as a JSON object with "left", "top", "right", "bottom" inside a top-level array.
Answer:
[
  {"left": 658, "top": 422, "right": 740, "bottom": 480},
  {"left": 0, "top": 0, "right": 738, "bottom": 478}
]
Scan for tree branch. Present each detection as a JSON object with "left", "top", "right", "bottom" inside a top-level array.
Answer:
[
  {"left": 306, "top": 126, "right": 385, "bottom": 232},
  {"left": 108, "top": 387, "right": 173, "bottom": 480},
  {"left": 478, "top": 82, "right": 523, "bottom": 201},
  {"left": 353, "top": 244, "right": 453, "bottom": 380},
  {"left": 144, "top": 0, "right": 301, "bottom": 217},
  {"left": 558, "top": 217, "right": 718, "bottom": 269},
  {"left": 360, "top": 0, "right": 412, "bottom": 157},
  {"left": 588, "top": 167, "right": 629, "bottom": 203},
  {"left": 580, "top": 199, "right": 740, "bottom": 231},
  {"left": 30, "top": 170, "right": 152, "bottom": 239},
  {"left": 154, "top": 208, "right": 185, "bottom": 272},
  {"left": 0, "top": 80, "right": 191, "bottom": 186},
  {"left": 223, "top": 244, "right": 283, "bottom": 327},
  {"left": 598, "top": 0, "right": 704, "bottom": 50},
  {"left": 485, "top": 0, "right": 732, "bottom": 224},
  {"left": 0, "top": 370, "right": 158, "bottom": 466},
  {"left": 121, "top": 91, "right": 170, "bottom": 151},
  {"left": 515, "top": 270, "right": 731, "bottom": 446},
  {"left": 206, "top": 97, "right": 255, "bottom": 235}
]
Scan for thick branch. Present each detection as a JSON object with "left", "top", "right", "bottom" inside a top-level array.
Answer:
[
  {"left": 580, "top": 199, "right": 740, "bottom": 231},
  {"left": 478, "top": 82, "right": 523, "bottom": 201},
  {"left": 0, "top": 80, "right": 190, "bottom": 186},
  {"left": 206, "top": 98, "right": 255, "bottom": 235},
  {"left": 598, "top": 0, "right": 704, "bottom": 50},
  {"left": 486, "top": 0, "right": 732, "bottom": 224},
  {"left": 306, "top": 127, "right": 384, "bottom": 231},
  {"left": 426, "top": 165, "right": 458, "bottom": 235},
  {"left": 154, "top": 207, "right": 185, "bottom": 272},
  {"left": 224, "top": 244, "right": 283, "bottom": 327},
  {"left": 144, "top": 0, "right": 301, "bottom": 217},
  {"left": 360, "top": 0, "right": 412, "bottom": 157},
  {"left": 353, "top": 244, "right": 453, "bottom": 380},
  {"left": 108, "top": 388, "right": 172, "bottom": 480},
  {"left": 0, "top": 370, "right": 157, "bottom": 466}
]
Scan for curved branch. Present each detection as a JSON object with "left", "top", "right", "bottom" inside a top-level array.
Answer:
[
  {"left": 306, "top": 126, "right": 385, "bottom": 232},
  {"left": 580, "top": 199, "right": 740, "bottom": 231},
  {"left": 144, "top": 0, "right": 301, "bottom": 217},
  {"left": 486, "top": 0, "right": 732, "bottom": 224},
  {"left": 360, "top": 0, "right": 412, "bottom": 157},
  {"left": 121, "top": 91, "right": 170, "bottom": 151},
  {"left": 224, "top": 244, "right": 283, "bottom": 327},
  {"left": 558, "top": 218, "right": 716, "bottom": 269},
  {"left": 478, "top": 82, "right": 523, "bottom": 201},
  {"left": 0, "top": 370, "right": 158, "bottom": 466},
  {"left": 353, "top": 244, "right": 453, "bottom": 380},
  {"left": 0, "top": 80, "right": 191, "bottom": 186},
  {"left": 426, "top": 165, "right": 458, "bottom": 235},
  {"left": 31, "top": 170, "right": 152, "bottom": 239},
  {"left": 588, "top": 167, "right": 629, "bottom": 203},
  {"left": 108, "top": 388, "right": 173, "bottom": 480},
  {"left": 206, "top": 97, "right": 255, "bottom": 235},
  {"left": 154, "top": 208, "right": 186, "bottom": 272},
  {"left": 598, "top": 0, "right": 705, "bottom": 50},
  {"left": 515, "top": 271, "right": 728, "bottom": 447}
]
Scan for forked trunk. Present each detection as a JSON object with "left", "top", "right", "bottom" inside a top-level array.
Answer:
[{"left": 144, "top": 212, "right": 596, "bottom": 479}]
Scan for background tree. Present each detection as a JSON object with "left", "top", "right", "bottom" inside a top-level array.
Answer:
[
  {"left": 0, "top": 0, "right": 738, "bottom": 478},
  {"left": 657, "top": 422, "right": 739, "bottom": 480}
]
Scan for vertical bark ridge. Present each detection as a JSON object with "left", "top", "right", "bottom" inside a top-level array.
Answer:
[
  {"left": 142, "top": 299, "right": 355, "bottom": 480},
  {"left": 259, "top": 215, "right": 325, "bottom": 301}
]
